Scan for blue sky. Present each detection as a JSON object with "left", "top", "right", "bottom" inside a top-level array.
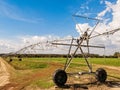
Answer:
[
  {"left": 0, "top": 0, "right": 120, "bottom": 55},
  {"left": 0, "top": 0, "right": 116, "bottom": 39}
]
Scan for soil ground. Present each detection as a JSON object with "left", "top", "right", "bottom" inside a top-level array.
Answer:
[{"left": 0, "top": 57, "right": 120, "bottom": 90}]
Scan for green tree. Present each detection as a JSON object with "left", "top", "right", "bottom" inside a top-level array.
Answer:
[{"left": 114, "top": 52, "right": 119, "bottom": 57}]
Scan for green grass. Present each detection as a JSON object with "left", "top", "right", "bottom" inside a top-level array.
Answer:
[
  {"left": 13, "top": 61, "right": 48, "bottom": 70},
  {"left": 89, "top": 58, "right": 120, "bottom": 66},
  {"left": 6, "top": 57, "right": 120, "bottom": 70},
  {"left": 69, "top": 62, "right": 87, "bottom": 68},
  {"left": 69, "top": 58, "right": 120, "bottom": 67},
  {"left": 7, "top": 58, "right": 48, "bottom": 70},
  {"left": 32, "top": 79, "right": 54, "bottom": 89}
]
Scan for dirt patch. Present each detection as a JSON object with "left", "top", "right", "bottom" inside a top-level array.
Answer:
[
  {"left": 0, "top": 62, "right": 63, "bottom": 90},
  {"left": 0, "top": 57, "right": 15, "bottom": 87},
  {"left": 94, "top": 64, "right": 120, "bottom": 72}
]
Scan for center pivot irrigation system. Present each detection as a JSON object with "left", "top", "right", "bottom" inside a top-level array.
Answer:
[
  {"left": 52, "top": 14, "right": 120, "bottom": 87},
  {"left": 5, "top": 13, "right": 120, "bottom": 88}
]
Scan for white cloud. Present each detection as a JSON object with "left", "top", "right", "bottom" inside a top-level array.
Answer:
[
  {"left": 76, "top": 23, "right": 92, "bottom": 35},
  {"left": 17, "top": 35, "right": 73, "bottom": 54},
  {"left": 0, "top": 35, "right": 72, "bottom": 54},
  {"left": 19, "top": 35, "right": 60, "bottom": 45},
  {"left": 98, "top": 1, "right": 113, "bottom": 18},
  {"left": 75, "top": 0, "right": 120, "bottom": 55},
  {"left": 0, "top": 39, "right": 21, "bottom": 53},
  {"left": 108, "top": 0, "right": 120, "bottom": 29}
]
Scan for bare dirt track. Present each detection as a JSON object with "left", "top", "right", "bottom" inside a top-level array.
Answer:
[
  {"left": 0, "top": 57, "right": 120, "bottom": 90},
  {"left": 0, "top": 57, "right": 10, "bottom": 87},
  {"left": 0, "top": 60, "right": 63, "bottom": 90}
]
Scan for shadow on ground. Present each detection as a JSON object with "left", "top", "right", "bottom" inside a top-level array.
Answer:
[
  {"left": 55, "top": 81, "right": 120, "bottom": 90},
  {"left": 55, "top": 74, "right": 120, "bottom": 90}
]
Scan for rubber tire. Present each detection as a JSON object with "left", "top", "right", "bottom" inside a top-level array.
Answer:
[
  {"left": 19, "top": 58, "right": 22, "bottom": 61},
  {"left": 9, "top": 59, "right": 13, "bottom": 62},
  {"left": 53, "top": 69, "right": 67, "bottom": 87},
  {"left": 95, "top": 68, "right": 107, "bottom": 83}
]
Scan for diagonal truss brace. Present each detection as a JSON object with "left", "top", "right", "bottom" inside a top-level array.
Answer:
[{"left": 63, "top": 34, "right": 92, "bottom": 72}]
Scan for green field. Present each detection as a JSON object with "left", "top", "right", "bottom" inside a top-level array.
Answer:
[
  {"left": 5, "top": 57, "right": 120, "bottom": 89},
  {"left": 7, "top": 57, "right": 120, "bottom": 69}
]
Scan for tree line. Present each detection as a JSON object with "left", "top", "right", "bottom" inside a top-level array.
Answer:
[{"left": 1, "top": 52, "right": 120, "bottom": 58}]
